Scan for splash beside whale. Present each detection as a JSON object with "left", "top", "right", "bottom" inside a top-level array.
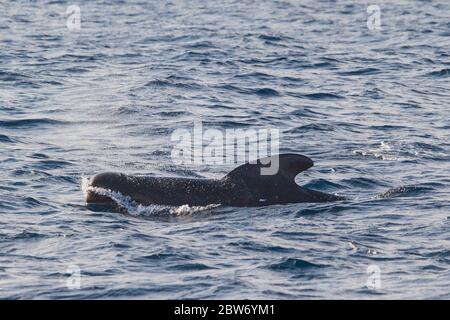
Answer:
[{"left": 85, "top": 154, "right": 346, "bottom": 207}]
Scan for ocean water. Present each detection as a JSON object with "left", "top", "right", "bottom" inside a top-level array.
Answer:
[{"left": 1, "top": 0, "right": 449, "bottom": 299}]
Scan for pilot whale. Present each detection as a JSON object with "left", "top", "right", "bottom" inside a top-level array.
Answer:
[{"left": 86, "top": 154, "right": 346, "bottom": 207}]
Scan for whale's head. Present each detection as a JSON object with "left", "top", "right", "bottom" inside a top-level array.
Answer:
[{"left": 85, "top": 172, "right": 130, "bottom": 204}]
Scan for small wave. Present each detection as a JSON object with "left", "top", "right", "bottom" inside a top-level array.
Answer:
[
  {"left": 0, "top": 70, "right": 31, "bottom": 82},
  {"left": 354, "top": 141, "right": 407, "bottom": 161},
  {"left": 9, "top": 230, "right": 48, "bottom": 241},
  {"left": 394, "top": 102, "right": 421, "bottom": 109},
  {"left": 296, "top": 204, "right": 351, "bottom": 216},
  {"left": 174, "top": 50, "right": 226, "bottom": 61},
  {"left": 56, "top": 53, "right": 107, "bottom": 62},
  {"left": 0, "top": 118, "right": 66, "bottom": 128},
  {"left": 216, "top": 84, "right": 280, "bottom": 97},
  {"left": 145, "top": 79, "right": 171, "bottom": 87},
  {"left": 341, "top": 177, "right": 384, "bottom": 189},
  {"left": 369, "top": 125, "right": 407, "bottom": 131},
  {"left": 253, "top": 88, "right": 280, "bottom": 96},
  {"left": 303, "top": 179, "right": 344, "bottom": 191},
  {"left": 338, "top": 68, "right": 381, "bottom": 76},
  {"left": 31, "top": 159, "right": 74, "bottom": 170},
  {"left": 412, "top": 142, "right": 446, "bottom": 153},
  {"left": 426, "top": 68, "right": 450, "bottom": 77},
  {"left": 63, "top": 66, "right": 90, "bottom": 74},
  {"left": 258, "top": 34, "right": 285, "bottom": 42},
  {"left": 288, "top": 107, "right": 328, "bottom": 118},
  {"left": 354, "top": 150, "right": 402, "bottom": 161},
  {"left": 424, "top": 249, "right": 450, "bottom": 264},
  {"left": 184, "top": 41, "right": 217, "bottom": 49},
  {"left": 354, "top": 141, "right": 448, "bottom": 161},
  {"left": 154, "top": 111, "right": 189, "bottom": 118},
  {"left": 131, "top": 252, "right": 175, "bottom": 263},
  {"left": 291, "top": 92, "right": 344, "bottom": 100},
  {"left": 239, "top": 57, "right": 287, "bottom": 65},
  {"left": 377, "top": 185, "right": 434, "bottom": 199},
  {"left": 288, "top": 123, "right": 335, "bottom": 133},
  {"left": 294, "top": 61, "right": 335, "bottom": 69},
  {"left": 268, "top": 258, "right": 325, "bottom": 271},
  {"left": 0, "top": 134, "right": 15, "bottom": 143},
  {"left": 168, "top": 263, "right": 214, "bottom": 271},
  {"left": 421, "top": 264, "right": 446, "bottom": 272},
  {"left": 23, "top": 197, "right": 45, "bottom": 208},
  {"left": 229, "top": 240, "right": 294, "bottom": 253},
  {"left": 145, "top": 79, "right": 202, "bottom": 90},
  {"left": 233, "top": 72, "right": 276, "bottom": 80},
  {"left": 115, "top": 106, "right": 143, "bottom": 115}
]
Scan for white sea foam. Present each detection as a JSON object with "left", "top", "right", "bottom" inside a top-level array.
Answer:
[{"left": 354, "top": 141, "right": 416, "bottom": 161}]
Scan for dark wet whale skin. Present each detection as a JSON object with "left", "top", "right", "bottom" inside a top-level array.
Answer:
[{"left": 86, "top": 154, "right": 346, "bottom": 207}]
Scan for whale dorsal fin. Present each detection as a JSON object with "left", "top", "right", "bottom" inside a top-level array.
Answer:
[{"left": 223, "top": 154, "right": 314, "bottom": 185}]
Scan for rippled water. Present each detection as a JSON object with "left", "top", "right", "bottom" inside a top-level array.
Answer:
[{"left": 1, "top": 0, "right": 449, "bottom": 299}]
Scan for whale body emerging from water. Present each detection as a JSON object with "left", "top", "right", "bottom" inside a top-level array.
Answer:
[{"left": 86, "top": 154, "right": 345, "bottom": 207}]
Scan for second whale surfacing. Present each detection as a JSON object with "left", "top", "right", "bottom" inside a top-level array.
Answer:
[{"left": 86, "top": 154, "right": 346, "bottom": 207}]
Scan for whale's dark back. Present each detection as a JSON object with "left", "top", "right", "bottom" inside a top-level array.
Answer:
[{"left": 88, "top": 173, "right": 234, "bottom": 206}]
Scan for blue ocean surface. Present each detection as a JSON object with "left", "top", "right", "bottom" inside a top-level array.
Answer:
[{"left": 0, "top": 0, "right": 449, "bottom": 299}]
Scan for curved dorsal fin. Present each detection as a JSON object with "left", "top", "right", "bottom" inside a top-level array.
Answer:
[{"left": 223, "top": 154, "right": 314, "bottom": 185}]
